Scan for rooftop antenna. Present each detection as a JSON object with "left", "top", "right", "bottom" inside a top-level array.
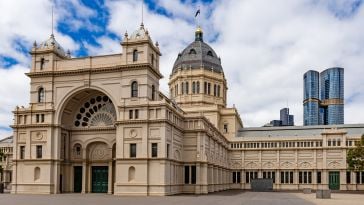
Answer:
[
  {"left": 141, "top": 0, "right": 144, "bottom": 26},
  {"left": 51, "top": 1, "right": 54, "bottom": 36}
]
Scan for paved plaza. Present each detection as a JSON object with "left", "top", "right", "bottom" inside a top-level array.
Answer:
[{"left": 1, "top": 190, "right": 364, "bottom": 205}]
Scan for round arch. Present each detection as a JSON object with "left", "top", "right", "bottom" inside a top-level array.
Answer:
[{"left": 55, "top": 86, "right": 119, "bottom": 126}]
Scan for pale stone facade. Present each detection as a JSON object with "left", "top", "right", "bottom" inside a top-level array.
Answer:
[
  {"left": 9, "top": 23, "right": 364, "bottom": 195},
  {"left": 0, "top": 136, "right": 13, "bottom": 191}
]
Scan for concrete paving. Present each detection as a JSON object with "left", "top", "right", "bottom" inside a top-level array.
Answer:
[
  {"left": 293, "top": 192, "right": 364, "bottom": 205},
  {"left": 0, "top": 190, "right": 316, "bottom": 205}
]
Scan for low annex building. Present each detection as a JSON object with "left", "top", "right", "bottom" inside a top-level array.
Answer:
[{"left": 9, "top": 23, "right": 364, "bottom": 195}]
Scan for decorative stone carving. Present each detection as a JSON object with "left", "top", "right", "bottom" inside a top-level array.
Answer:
[
  {"left": 31, "top": 131, "right": 46, "bottom": 142},
  {"left": 129, "top": 129, "right": 137, "bottom": 138},
  {"left": 89, "top": 143, "right": 109, "bottom": 160},
  {"left": 245, "top": 161, "right": 258, "bottom": 169},
  {"left": 281, "top": 161, "right": 294, "bottom": 168},
  {"left": 327, "top": 161, "right": 341, "bottom": 169},
  {"left": 299, "top": 161, "right": 311, "bottom": 168},
  {"left": 263, "top": 161, "right": 274, "bottom": 169}
]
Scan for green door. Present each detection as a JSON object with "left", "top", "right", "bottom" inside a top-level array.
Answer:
[
  {"left": 73, "top": 166, "right": 82, "bottom": 193},
  {"left": 92, "top": 166, "right": 108, "bottom": 193},
  {"left": 329, "top": 171, "right": 340, "bottom": 190}
]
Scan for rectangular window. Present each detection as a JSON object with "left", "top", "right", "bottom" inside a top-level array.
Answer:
[
  {"left": 317, "top": 171, "right": 321, "bottom": 184},
  {"left": 135, "top": 109, "right": 139, "bottom": 119},
  {"left": 129, "top": 110, "right": 133, "bottom": 119},
  {"left": 280, "top": 171, "right": 293, "bottom": 184},
  {"left": 346, "top": 172, "right": 351, "bottom": 184},
  {"left": 36, "top": 145, "right": 42, "bottom": 159},
  {"left": 191, "top": 165, "right": 196, "bottom": 184},
  {"left": 233, "top": 172, "right": 237, "bottom": 183},
  {"left": 36, "top": 114, "right": 40, "bottom": 123},
  {"left": 223, "top": 124, "right": 228, "bottom": 133},
  {"left": 166, "top": 144, "right": 170, "bottom": 158},
  {"left": 41, "top": 114, "right": 45, "bottom": 123},
  {"left": 207, "top": 83, "right": 211, "bottom": 95},
  {"left": 237, "top": 172, "right": 241, "bottom": 183},
  {"left": 151, "top": 143, "right": 158, "bottom": 157},
  {"left": 20, "top": 146, "right": 25, "bottom": 159},
  {"left": 356, "top": 172, "right": 360, "bottom": 184},
  {"left": 246, "top": 172, "right": 250, "bottom": 183},
  {"left": 299, "top": 172, "right": 303, "bottom": 183},
  {"left": 130, "top": 143, "right": 136, "bottom": 158},
  {"left": 184, "top": 166, "right": 190, "bottom": 184}
]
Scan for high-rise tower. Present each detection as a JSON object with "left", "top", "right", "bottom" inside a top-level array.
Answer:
[{"left": 303, "top": 67, "right": 344, "bottom": 125}]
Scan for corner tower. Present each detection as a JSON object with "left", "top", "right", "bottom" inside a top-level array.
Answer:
[{"left": 169, "top": 27, "right": 227, "bottom": 108}]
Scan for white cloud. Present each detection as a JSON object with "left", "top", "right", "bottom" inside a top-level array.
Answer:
[
  {"left": 1, "top": 0, "right": 364, "bottom": 131},
  {"left": 0, "top": 65, "right": 30, "bottom": 139}
]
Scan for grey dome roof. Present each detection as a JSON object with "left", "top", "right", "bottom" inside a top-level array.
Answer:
[{"left": 172, "top": 28, "right": 223, "bottom": 74}]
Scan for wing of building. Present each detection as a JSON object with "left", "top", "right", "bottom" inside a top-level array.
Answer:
[{"left": 8, "top": 23, "right": 364, "bottom": 195}]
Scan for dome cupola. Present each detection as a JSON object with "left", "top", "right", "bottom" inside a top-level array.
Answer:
[{"left": 172, "top": 27, "right": 223, "bottom": 74}]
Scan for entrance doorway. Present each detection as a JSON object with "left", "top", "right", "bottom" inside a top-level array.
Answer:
[
  {"left": 329, "top": 171, "right": 340, "bottom": 190},
  {"left": 92, "top": 166, "right": 108, "bottom": 193},
  {"left": 73, "top": 166, "right": 82, "bottom": 193}
]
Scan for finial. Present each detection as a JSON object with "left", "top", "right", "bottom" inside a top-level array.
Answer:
[
  {"left": 155, "top": 41, "right": 159, "bottom": 47},
  {"left": 67, "top": 49, "right": 71, "bottom": 57},
  {"left": 124, "top": 30, "right": 128, "bottom": 38},
  {"left": 33, "top": 41, "right": 37, "bottom": 48},
  {"left": 145, "top": 29, "right": 149, "bottom": 35}
]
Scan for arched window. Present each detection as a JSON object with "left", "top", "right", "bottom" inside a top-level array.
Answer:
[
  {"left": 73, "top": 144, "right": 82, "bottom": 157},
  {"left": 185, "top": 82, "right": 189, "bottom": 94},
  {"left": 196, "top": 81, "right": 200, "bottom": 94},
  {"left": 34, "top": 167, "right": 40, "bottom": 181},
  {"left": 214, "top": 84, "right": 217, "bottom": 96},
  {"left": 38, "top": 87, "right": 45, "bottom": 103},
  {"left": 152, "top": 85, "right": 155, "bottom": 100},
  {"left": 217, "top": 85, "right": 221, "bottom": 97},
  {"left": 133, "top": 50, "right": 138, "bottom": 62},
  {"left": 151, "top": 54, "right": 154, "bottom": 66},
  {"left": 181, "top": 82, "right": 184, "bottom": 95},
  {"left": 189, "top": 49, "right": 196, "bottom": 54},
  {"left": 131, "top": 81, "right": 138, "bottom": 97},
  {"left": 175, "top": 84, "right": 178, "bottom": 96},
  {"left": 128, "top": 166, "right": 135, "bottom": 182},
  {"left": 207, "top": 51, "right": 213, "bottom": 57},
  {"left": 40, "top": 58, "right": 45, "bottom": 70},
  {"left": 192, "top": 82, "right": 196, "bottom": 94}
]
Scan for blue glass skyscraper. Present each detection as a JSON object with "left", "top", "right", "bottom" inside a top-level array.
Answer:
[
  {"left": 303, "top": 70, "right": 320, "bottom": 125},
  {"left": 303, "top": 67, "right": 344, "bottom": 125}
]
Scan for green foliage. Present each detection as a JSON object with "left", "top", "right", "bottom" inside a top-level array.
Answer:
[{"left": 347, "top": 134, "right": 364, "bottom": 171}]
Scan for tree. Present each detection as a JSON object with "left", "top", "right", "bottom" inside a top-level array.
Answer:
[{"left": 347, "top": 134, "right": 364, "bottom": 171}]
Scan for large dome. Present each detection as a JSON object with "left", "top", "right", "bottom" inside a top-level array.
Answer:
[{"left": 172, "top": 27, "right": 223, "bottom": 74}]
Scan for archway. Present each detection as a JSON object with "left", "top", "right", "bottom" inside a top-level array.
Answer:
[{"left": 57, "top": 88, "right": 117, "bottom": 194}]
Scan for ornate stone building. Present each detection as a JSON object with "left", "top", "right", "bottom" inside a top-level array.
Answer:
[
  {"left": 0, "top": 136, "right": 13, "bottom": 191},
  {"left": 10, "top": 23, "right": 364, "bottom": 195}
]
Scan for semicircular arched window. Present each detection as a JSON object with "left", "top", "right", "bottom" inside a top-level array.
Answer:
[
  {"left": 74, "top": 95, "right": 116, "bottom": 128},
  {"left": 189, "top": 49, "right": 196, "bottom": 55},
  {"left": 133, "top": 49, "right": 138, "bottom": 62},
  {"left": 131, "top": 81, "right": 138, "bottom": 97},
  {"left": 207, "top": 51, "right": 213, "bottom": 57},
  {"left": 38, "top": 87, "right": 45, "bottom": 103}
]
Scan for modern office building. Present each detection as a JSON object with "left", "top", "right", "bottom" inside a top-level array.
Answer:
[
  {"left": 266, "top": 108, "right": 294, "bottom": 127},
  {"left": 303, "top": 68, "right": 344, "bottom": 126},
  {"left": 280, "top": 108, "right": 294, "bottom": 126}
]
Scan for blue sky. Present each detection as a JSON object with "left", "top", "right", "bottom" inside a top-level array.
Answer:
[{"left": 1, "top": 0, "right": 364, "bottom": 139}]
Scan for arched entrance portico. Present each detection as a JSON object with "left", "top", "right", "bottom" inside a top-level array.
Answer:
[{"left": 57, "top": 88, "right": 117, "bottom": 194}]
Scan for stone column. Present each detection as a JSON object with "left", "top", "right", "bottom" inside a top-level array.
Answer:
[
  {"left": 108, "top": 161, "right": 113, "bottom": 194},
  {"left": 82, "top": 161, "right": 87, "bottom": 194}
]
